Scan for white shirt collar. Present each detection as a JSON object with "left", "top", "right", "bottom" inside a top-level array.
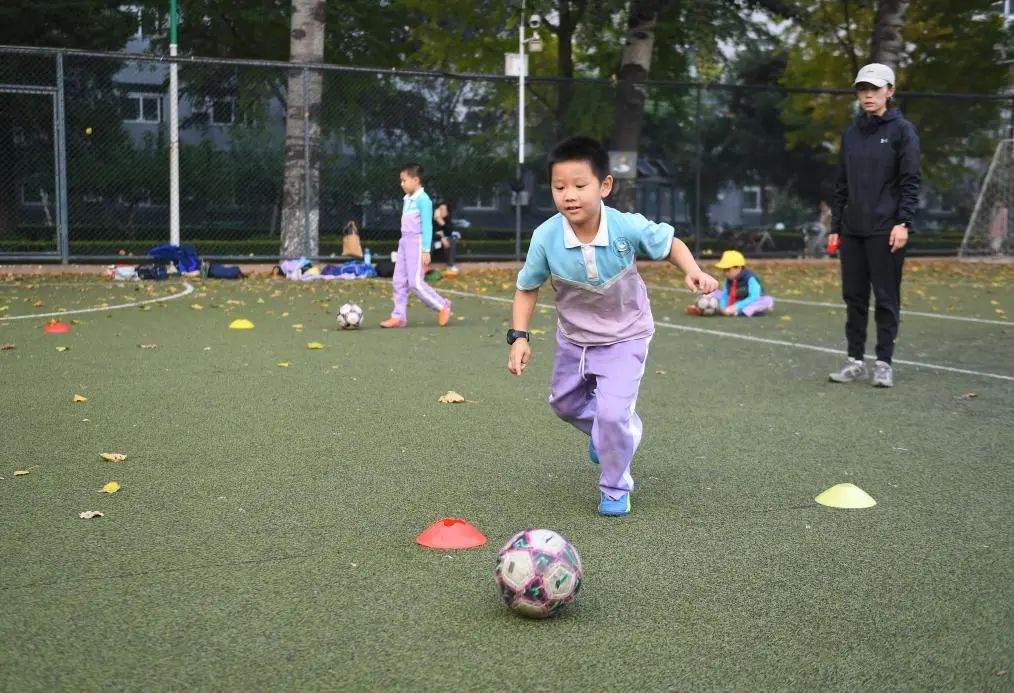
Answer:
[
  {"left": 562, "top": 202, "right": 609, "bottom": 248},
  {"left": 404, "top": 187, "right": 425, "bottom": 201}
]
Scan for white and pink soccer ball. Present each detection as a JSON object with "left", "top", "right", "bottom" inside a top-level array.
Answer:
[
  {"left": 336, "top": 303, "right": 363, "bottom": 329},
  {"left": 696, "top": 293, "right": 720, "bottom": 316},
  {"left": 495, "top": 528, "right": 583, "bottom": 618}
]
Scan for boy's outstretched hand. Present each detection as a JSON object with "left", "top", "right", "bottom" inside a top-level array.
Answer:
[
  {"left": 685, "top": 270, "right": 719, "bottom": 294},
  {"left": 507, "top": 341, "right": 531, "bottom": 376}
]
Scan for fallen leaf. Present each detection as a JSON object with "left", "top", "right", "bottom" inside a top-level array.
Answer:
[
  {"left": 1, "top": 344, "right": 14, "bottom": 350},
  {"left": 191, "top": 304, "right": 204, "bottom": 310},
  {"left": 55, "top": 346, "right": 69, "bottom": 352},
  {"left": 307, "top": 342, "right": 324, "bottom": 350},
  {"left": 78, "top": 511, "right": 104, "bottom": 519},
  {"left": 960, "top": 392, "right": 977, "bottom": 400},
  {"left": 73, "top": 394, "right": 88, "bottom": 402},
  {"left": 780, "top": 315, "right": 792, "bottom": 321},
  {"left": 99, "top": 452, "right": 127, "bottom": 462},
  {"left": 655, "top": 369, "right": 668, "bottom": 375},
  {"left": 138, "top": 344, "right": 158, "bottom": 349},
  {"left": 530, "top": 329, "right": 546, "bottom": 335},
  {"left": 13, "top": 470, "right": 30, "bottom": 476},
  {"left": 34, "top": 300, "right": 45, "bottom": 307},
  {"left": 99, "top": 481, "right": 120, "bottom": 494},
  {"left": 438, "top": 390, "right": 466, "bottom": 404},
  {"left": 292, "top": 324, "right": 304, "bottom": 329},
  {"left": 276, "top": 362, "right": 291, "bottom": 368}
]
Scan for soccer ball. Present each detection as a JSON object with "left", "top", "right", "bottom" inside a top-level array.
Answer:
[
  {"left": 337, "top": 303, "right": 364, "bottom": 329},
  {"left": 696, "top": 294, "right": 720, "bottom": 316},
  {"left": 495, "top": 528, "right": 583, "bottom": 619}
]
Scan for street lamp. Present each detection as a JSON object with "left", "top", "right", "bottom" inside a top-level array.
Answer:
[{"left": 512, "top": 0, "right": 542, "bottom": 259}]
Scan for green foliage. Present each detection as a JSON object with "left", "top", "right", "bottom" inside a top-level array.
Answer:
[{"left": 781, "top": 0, "right": 1009, "bottom": 190}]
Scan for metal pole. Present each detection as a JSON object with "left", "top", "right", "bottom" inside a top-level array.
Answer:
[
  {"left": 54, "top": 52, "right": 69, "bottom": 263},
  {"left": 514, "top": 1, "right": 525, "bottom": 261},
  {"left": 693, "top": 83, "right": 703, "bottom": 257},
  {"left": 169, "top": 0, "right": 180, "bottom": 246},
  {"left": 302, "top": 67, "right": 311, "bottom": 257}
]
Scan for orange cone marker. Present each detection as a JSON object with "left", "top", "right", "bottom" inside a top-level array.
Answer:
[
  {"left": 416, "top": 518, "right": 487, "bottom": 549},
  {"left": 43, "top": 321, "right": 71, "bottom": 334}
]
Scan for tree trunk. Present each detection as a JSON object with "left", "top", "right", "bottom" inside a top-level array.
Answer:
[
  {"left": 555, "top": 1, "right": 575, "bottom": 142},
  {"left": 869, "top": 0, "right": 908, "bottom": 71},
  {"left": 280, "top": 0, "right": 326, "bottom": 259},
  {"left": 608, "top": 0, "right": 661, "bottom": 212}
]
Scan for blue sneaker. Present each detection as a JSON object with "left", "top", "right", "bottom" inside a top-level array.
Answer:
[
  {"left": 588, "top": 439, "right": 600, "bottom": 465},
  {"left": 598, "top": 492, "right": 631, "bottom": 517}
]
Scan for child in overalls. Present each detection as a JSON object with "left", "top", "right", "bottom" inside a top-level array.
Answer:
[{"left": 380, "top": 163, "right": 452, "bottom": 328}]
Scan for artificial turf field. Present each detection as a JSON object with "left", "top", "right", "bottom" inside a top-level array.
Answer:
[{"left": 1, "top": 259, "right": 1012, "bottom": 692}]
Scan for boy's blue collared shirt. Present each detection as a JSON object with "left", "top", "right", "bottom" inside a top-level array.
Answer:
[
  {"left": 517, "top": 203, "right": 675, "bottom": 290},
  {"left": 516, "top": 203, "right": 675, "bottom": 346}
]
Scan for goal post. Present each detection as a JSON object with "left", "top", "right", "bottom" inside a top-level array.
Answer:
[{"left": 960, "top": 139, "right": 1013, "bottom": 257}]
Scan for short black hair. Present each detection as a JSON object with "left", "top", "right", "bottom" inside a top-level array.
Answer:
[
  {"left": 400, "top": 162, "right": 424, "bottom": 179},
  {"left": 547, "top": 136, "right": 610, "bottom": 181}
]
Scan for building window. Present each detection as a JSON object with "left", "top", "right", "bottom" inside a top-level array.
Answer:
[
  {"left": 20, "top": 183, "right": 47, "bottom": 206},
  {"left": 462, "top": 189, "right": 499, "bottom": 211},
  {"left": 193, "top": 97, "right": 236, "bottom": 125},
  {"left": 123, "top": 93, "right": 162, "bottom": 123},
  {"left": 741, "top": 185, "right": 762, "bottom": 213}
]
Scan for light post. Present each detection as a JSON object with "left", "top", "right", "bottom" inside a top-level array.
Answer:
[
  {"left": 168, "top": 0, "right": 180, "bottom": 246},
  {"left": 512, "top": 1, "right": 541, "bottom": 260}
]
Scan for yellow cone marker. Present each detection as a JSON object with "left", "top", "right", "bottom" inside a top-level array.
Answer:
[
  {"left": 815, "top": 483, "right": 877, "bottom": 509},
  {"left": 229, "top": 319, "right": 254, "bottom": 330}
]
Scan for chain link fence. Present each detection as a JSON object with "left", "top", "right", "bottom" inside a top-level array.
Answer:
[{"left": 1, "top": 45, "right": 1011, "bottom": 262}]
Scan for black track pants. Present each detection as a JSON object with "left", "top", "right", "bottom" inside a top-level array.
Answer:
[{"left": 839, "top": 233, "right": 906, "bottom": 363}]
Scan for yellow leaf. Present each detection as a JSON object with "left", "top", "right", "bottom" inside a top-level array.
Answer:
[
  {"left": 438, "top": 390, "right": 466, "bottom": 404},
  {"left": 78, "top": 511, "right": 104, "bottom": 519},
  {"left": 138, "top": 344, "right": 158, "bottom": 349},
  {"left": 257, "top": 298, "right": 265, "bottom": 304},
  {"left": 292, "top": 324, "right": 304, "bottom": 329},
  {"left": 655, "top": 369, "right": 668, "bottom": 375},
  {"left": 276, "top": 362, "right": 291, "bottom": 368},
  {"left": 55, "top": 346, "right": 69, "bottom": 352},
  {"left": 99, "top": 481, "right": 120, "bottom": 494},
  {"left": 191, "top": 304, "right": 204, "bottom": 310},
  {"left": 530, "top": 329, "right": 546, "bottom": 335},
  {"left": 99, "top": 453, "right": 127, "bottom": 462},
  {"left": 307, "top": 342, "right": 324, "bottom": 350},
  {"left": 780, "top": 315, "right": 792, "bottom": 321},
  {"left": 13, "top": 470, "right": 30, "bottom": 476},
  {"left": 73, "top": 394, "right": 88, "bottom": 402}
]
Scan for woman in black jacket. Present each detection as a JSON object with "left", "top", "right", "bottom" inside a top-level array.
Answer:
[{"left": 828, "top": 63, "right": 920, "bottom": 388}]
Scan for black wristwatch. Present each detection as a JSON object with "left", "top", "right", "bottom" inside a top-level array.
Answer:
[{"left": 506, "top": 329, "right": 530, "bottom": 345}]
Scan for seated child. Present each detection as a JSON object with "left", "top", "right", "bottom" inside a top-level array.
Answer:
[{"left": 689, "top": 250, "right": 774, "bottom": 316}]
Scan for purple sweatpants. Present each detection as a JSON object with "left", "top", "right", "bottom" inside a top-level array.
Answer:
[
  {"left": 548, "top": 331, "right": 649, "bottom": 499},
  {"left": 389, "top": 232, "right": 448, "bottom": 321}
]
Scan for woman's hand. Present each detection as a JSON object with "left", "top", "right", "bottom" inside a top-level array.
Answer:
[{"left": 889, "top": 225, "right": 908, "bottom": 252}]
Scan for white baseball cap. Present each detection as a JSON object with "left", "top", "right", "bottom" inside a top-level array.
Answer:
[{"left": 853, "top": 63, "right": 895, "bottom": 88}]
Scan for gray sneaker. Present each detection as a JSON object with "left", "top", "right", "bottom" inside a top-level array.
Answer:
[
  {"left": 871, "top": 360, "right": 894, "bottom": 388},
  {"left": 829, "top": 357, "right": 868, "bottom": 383}
]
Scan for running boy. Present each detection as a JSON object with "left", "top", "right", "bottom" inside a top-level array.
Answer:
[
  {"left": 380, "top": 163, "right": 452, "bottom": 328},
  {"left": 506, "top": 136, "right": 718, "bottom": 516}
]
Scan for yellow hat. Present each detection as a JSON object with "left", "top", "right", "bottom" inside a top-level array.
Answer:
[{"left": 715, "top": 250, "right": 746, "bottom": 269}]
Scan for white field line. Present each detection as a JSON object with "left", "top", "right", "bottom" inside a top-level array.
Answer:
[
  {"left": 441, "top": 287, "right": 1014, "bottom": 383},
  {"left": 0, "top": 282, "right": 195, "bottom": 320},
  {"left": 645, "top": 283, "right": 1011, "bottom": 326}
]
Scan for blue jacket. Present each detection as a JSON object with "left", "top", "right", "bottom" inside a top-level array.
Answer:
[
  {"left": 717, "top": 267, "right": 764, "bottom": 313},
  {"left": 832, "top": 108, "right": 921, "bottom": 236}
]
